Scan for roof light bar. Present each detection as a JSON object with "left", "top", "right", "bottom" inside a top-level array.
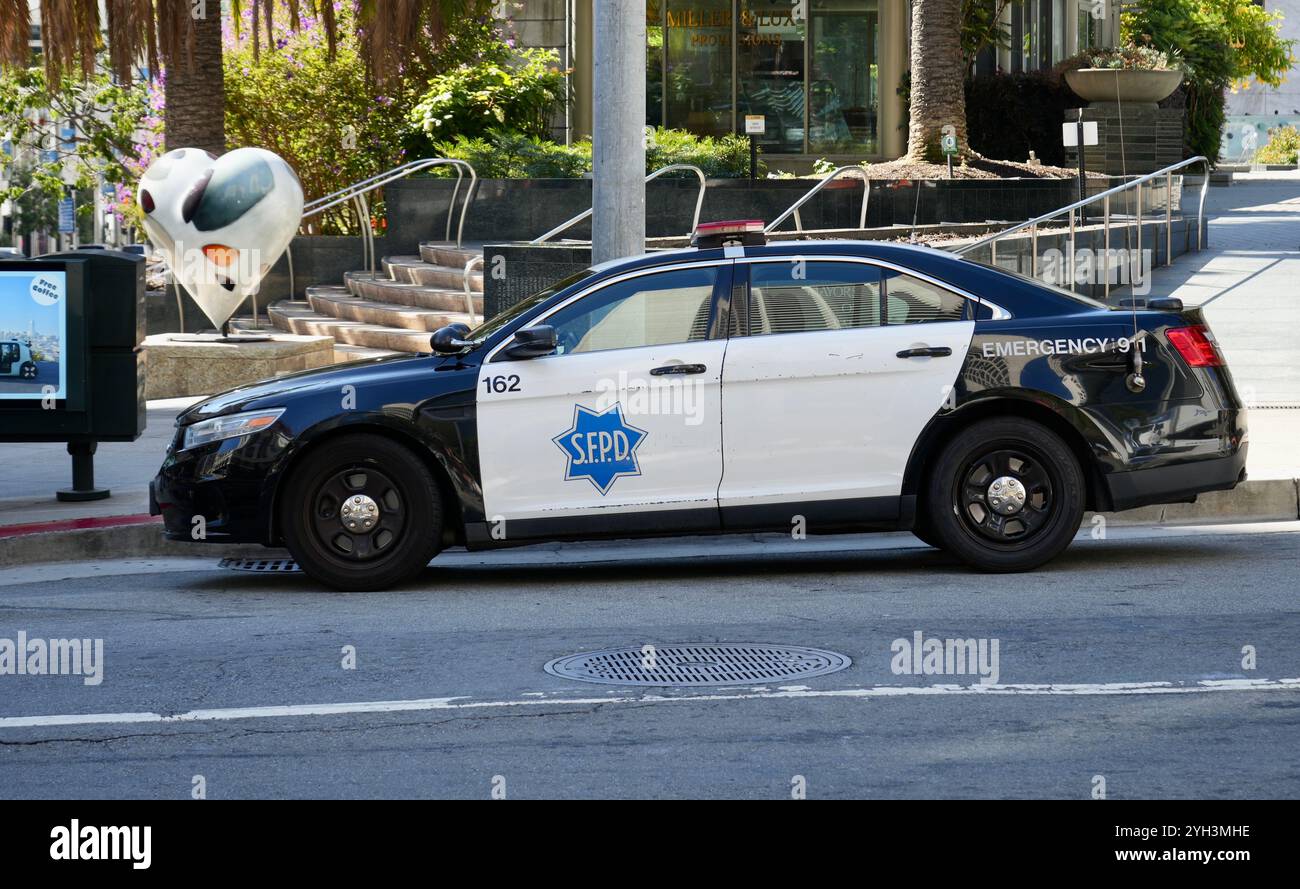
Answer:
[{"left": 691, "top": 219, "right": 767, "bottom": 249}]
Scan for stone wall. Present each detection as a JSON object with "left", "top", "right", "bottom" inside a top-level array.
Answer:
[{"left": 1065, "top": 105, "right": 1185, "bottom": 176}]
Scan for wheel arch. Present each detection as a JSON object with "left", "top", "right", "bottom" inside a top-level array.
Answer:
[
  {"left": 901, "top": 394, "right": 1116, "bottom": 514},
  {"left": 266, "top": 419, "right": 467, "bottom": 548}
]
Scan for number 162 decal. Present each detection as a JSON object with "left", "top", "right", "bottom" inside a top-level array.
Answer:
[{"left": 483, "top": 374, "right": 522, "bottom": 394}]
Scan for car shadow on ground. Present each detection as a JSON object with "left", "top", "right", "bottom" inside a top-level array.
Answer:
[{"left": 173, "top": 535, "right": 1246, "bottom": 596}]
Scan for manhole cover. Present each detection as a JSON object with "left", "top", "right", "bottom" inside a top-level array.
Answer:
[
  {"left": 545, "top": 644, "right": 851, "bottom": 687},
  {"left": 218, "top": 557, "right": 301, "bottom": 574}
]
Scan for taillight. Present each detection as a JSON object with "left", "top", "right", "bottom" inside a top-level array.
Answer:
[{"left": 1166, "top": 325, "right": 1224, "bottom": 367}]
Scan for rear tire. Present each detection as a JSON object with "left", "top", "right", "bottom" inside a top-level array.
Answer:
[
  {"left": 281, "top": 434, "right": 442, "bottom": 591},
  {"left": 925, "top": 417, "right": 1084, "bottom": 572},
  {"left": 19, "top": 362, "right": 36, "bottom": 379}
]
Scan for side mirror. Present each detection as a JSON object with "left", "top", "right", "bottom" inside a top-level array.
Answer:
[
  {"left": 503, "top": 325, "right": 557, "bottom": 360},
  {"left": 430, "top": 323, "right": 472, "bottom": 354}
]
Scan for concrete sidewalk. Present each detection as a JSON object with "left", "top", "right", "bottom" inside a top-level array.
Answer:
[{"left": 2, "top": 172, "right": 1299, "bottom": 566}]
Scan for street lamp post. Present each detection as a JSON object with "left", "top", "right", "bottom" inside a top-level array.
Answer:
[{"left": 591, "top": 0, "right": 646, "bottom": 265}]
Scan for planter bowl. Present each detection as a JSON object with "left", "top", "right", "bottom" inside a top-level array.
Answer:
[{"left": 1065, "top": 68, "right": 1184, "bottom": 105}]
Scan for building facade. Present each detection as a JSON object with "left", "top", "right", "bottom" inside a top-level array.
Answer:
[
  {"left": 507, "top": 0, "right": 1118, "bottom": 165},
  {"left": 1222, "top": 0, "right": 1300, "bottom": 162}
]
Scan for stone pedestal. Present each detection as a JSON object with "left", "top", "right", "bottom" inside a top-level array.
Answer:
[
  {"left": 1065, "top": 104, "right": 1185, "bottom": 176},
  {"left": 142, "top": 333, "right": 335, "bottom": 400}
]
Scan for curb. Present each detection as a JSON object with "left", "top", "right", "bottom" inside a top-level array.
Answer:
[
  {"left": 0, "top": 517, "right": 288, "bottom": 570},
  {"left": 1, "top": 478, "right": 1296, "bottom": 570}
]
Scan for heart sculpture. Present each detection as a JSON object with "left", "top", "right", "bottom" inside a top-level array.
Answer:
[{"left": 138, "top": 147, "right": 304, "bottom": 331}]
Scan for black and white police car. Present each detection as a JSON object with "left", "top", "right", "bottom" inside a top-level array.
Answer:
[{"left": 152, "top": 221, "right": 1247, "bottom": 590}]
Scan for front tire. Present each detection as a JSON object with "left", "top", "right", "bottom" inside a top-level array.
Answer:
[
  {"left": 281, "top": 433, "right": 443, "bottom": 590},
  {"left": 19, "top": 362, "right": 36, "bottom": 379},
  {"left": 925, "top": 417, "right": 1084, "bottom": 572}
]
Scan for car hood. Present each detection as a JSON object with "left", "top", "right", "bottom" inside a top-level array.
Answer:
[{"left": 179, "top": 353, "right": 443, "bottom": 424}]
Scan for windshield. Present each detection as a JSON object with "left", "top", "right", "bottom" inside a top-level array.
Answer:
[{"left": 467, "top": 269, "right": 593, "bottom": 342}]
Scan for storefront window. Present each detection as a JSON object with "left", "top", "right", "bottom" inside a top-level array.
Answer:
[
  {"left": 647, "top": 0, "right": 886, "bottom": 156},
  {"left": 648, "top": 1, "right": 664, "bottom": 128},
  {"left": 809, "top": 0, "right": 878, "bottom": 155},
  {"left": 664, "top": 0, "right": 734, "bottom": 138},
  {"left": 737, "top": 0, "right": 806, "bottom": 154}
]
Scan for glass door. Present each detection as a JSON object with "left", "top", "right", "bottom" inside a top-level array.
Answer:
[{"left": 809, "top": 0, "right": 878, "bottom": 156}]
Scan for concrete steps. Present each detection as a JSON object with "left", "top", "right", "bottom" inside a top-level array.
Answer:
[
  {"left": 261, "top": 241, "right": 485, "bottom": 359},
  {"left": 308, "top": 286, "right": 472, "bottom": 332},
  {"left": 343, "top": 271, "right": 483, "bottom": 314},
  {"left": 268, "top": 301, "right": 451, "bottom": 354}
]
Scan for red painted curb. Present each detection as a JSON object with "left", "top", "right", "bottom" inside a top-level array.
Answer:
[{"left": 0, "top": 514, "right": 162, "bottom": 540}]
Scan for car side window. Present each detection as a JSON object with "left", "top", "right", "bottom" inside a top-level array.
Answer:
[
  {"left": 745, "top": 261, "right": 882, "bottom": 336},
  {"left": 882, "top": 271, "right": 967, "bottom": 324},
  {"left": 543, "top": 266, "right": 718, "bottom": 355}
]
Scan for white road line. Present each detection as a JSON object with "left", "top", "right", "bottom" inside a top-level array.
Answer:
[{"left": 2, "top": 677, "right": 1299, "bottom": 731}]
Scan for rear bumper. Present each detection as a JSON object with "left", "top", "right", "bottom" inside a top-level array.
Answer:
[{"left": 1103, "top": 444, "right": 1248, "bottom": 512}]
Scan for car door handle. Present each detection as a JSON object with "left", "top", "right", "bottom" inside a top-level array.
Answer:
[
  {"left": 896, "top": 347, "right": 952, "bottom": 359},
  {"left": 650, "top": 363, "right": 707, "bottom": 376}
]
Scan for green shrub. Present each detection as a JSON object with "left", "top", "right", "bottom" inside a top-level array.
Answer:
[
  {"left": 645, "top": 128, "right": 759, "bottom": 178},
  {"left": 428, "top": 127, "right": 756, "bottom": 179},
  {"left": 1256, "top": 125, "right": 1300, "bottom": 164},
  {"left": 407, "top": 47, "right": 569, "bottom": 152},
  {"left": 433, "top": 131, "right": 591, "bottom": 179}
]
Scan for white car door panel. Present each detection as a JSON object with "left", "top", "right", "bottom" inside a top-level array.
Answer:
[
  {"left": 476, "top": 263, "right": 730, "bottom": 525},
  {"left": 719, "top": 259, "right": 976, "bottom": 510},
  {"left": 719, "top": 322, "right": 973, "bottom": 507}
]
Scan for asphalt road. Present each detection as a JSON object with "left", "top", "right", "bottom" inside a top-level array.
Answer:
[
  {"left": 1, "top": 522, "right": 1298, "bottom": 799},
  {"left": 0, "top": 360, "right": 60, "bottom": 395}
]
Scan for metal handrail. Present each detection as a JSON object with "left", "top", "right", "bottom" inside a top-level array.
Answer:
[
  {"left": 955, "top": 155, "right": 1210, "bottom": 263},
  {"left": 764, "top": 165, "right": 871, "bottom": 236},
  {"left": 463, "top": 254, "right": 484, "bottom": 324},
  {"left": 530, "top": 163, "right": 708, "bottom": 244},
  {"left": 303, "top": 157, "right": 477, "bottom": 247}
]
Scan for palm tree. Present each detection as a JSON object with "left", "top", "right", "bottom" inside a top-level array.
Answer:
[
  {"left": 0, "top": 0, "right": 484, "bottom": 157},
  {"left": 907, "top": 0, "right": 968, "bottom": 162}
]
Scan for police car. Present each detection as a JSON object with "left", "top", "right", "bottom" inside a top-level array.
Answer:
[{"left": 151, "top": 221, "right": 1247, "bottom": 590}]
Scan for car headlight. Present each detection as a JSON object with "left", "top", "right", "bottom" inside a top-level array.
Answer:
[{"left": 182, "top": 408, "right": 286, "bottom": 450}]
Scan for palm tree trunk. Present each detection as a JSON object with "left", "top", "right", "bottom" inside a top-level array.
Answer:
[
  {"left": 163, "top": 7, "right": 225, "bottom": 155},
  {"left": 907, "top": 0, "right": 967, "bottom": 162}
]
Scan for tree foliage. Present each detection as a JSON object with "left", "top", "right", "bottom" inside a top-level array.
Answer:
[
  {"left": 1122, "top": 0, "right": 1295, "bottom": 161},
  {"left": 0, "top": 63, "right": 154, "bottom": 233}
]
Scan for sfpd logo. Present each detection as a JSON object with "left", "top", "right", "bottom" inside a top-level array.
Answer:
[{"left": 553, "top": 403, "right": 648, "bottom": 495}]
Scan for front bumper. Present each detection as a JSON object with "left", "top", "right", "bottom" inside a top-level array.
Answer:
[{"left": 150, "top": 427, "right": 291, "bottom": 544}]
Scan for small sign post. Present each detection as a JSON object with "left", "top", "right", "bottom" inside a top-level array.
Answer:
[
  {"left": 744, "top": 114, "right": 765, "bottom": 180},
  {"left": 1064, "top": 113, "right": 1100, "bottom": 216},
  {"left": 940, "top": 132, "right": 959, "bottom": 178}
]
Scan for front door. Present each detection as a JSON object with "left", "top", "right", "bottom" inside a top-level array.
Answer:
[
  {"left": 718, "top": 258, "right": 975, "bottom": 526},
  {"left": 0, "top": 343, "right": 15, "bottom": 375},
  {"left": 476, "top": 262, "right": 731, "bottom": 538}
]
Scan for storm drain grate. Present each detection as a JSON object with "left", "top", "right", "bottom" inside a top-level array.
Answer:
[
  {"left": 545, "top": 644, "right": 851, "bottom": 687},
  {"left": 218, "top": 557, "right": 302, "bottom": 574}
]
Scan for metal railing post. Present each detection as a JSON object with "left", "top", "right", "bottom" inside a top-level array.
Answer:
[
  {"left": 1068, "top": 209, "right": 1076, "bottom": 292},
  {"left": 1030, "top": 223, "right": 1038, "bottom": 278},
  {"left": 1135, "top": 181, "right": 1143, "bottom": 269},
  {"left": 1165, "top": 171, "right": 1173, "bottom": 267},
  {"left": 1103, "top": 194, "right": 1111, "bottom": 301}
]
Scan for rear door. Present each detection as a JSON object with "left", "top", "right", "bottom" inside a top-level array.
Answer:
[
  {"left": 476, "top": 261, "right": 732, "bottom": 536},
  {"left": 718, "top": 257, "right": 975, "bottom": 525},
  {"left": 0, "top": 343, "right": 14, "bottom": 374}
]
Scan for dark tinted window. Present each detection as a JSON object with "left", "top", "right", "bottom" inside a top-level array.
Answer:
[
  {"left": 545, "top": 266, "right": 718, "bottom": 355},
  {"left": 745, "top": 261, "right": 882, "bottom": 335}
]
